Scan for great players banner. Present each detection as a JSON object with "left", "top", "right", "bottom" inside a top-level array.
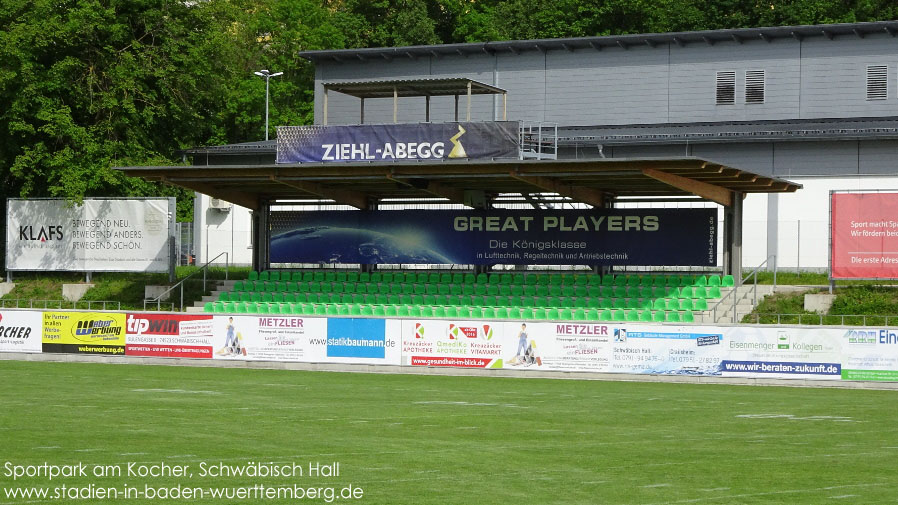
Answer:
[
  {"left": 830, "top": 191, "right": 898, "bottom": 279},
  {"left": 269, "top": 209, "right": 717, "bottom": 266},
  {"left": 276, "top": 122, "right": 520, "bottom": 163}
]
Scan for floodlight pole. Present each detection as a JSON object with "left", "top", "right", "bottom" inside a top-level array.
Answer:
[{"left": 254, "top": 69, "right": 283, "bottom": 141}]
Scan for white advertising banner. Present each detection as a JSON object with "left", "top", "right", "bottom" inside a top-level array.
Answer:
[
  {"left": 211, "top": 316, "right": 400, "bottom": 364},
  {"left": 400, "top": 319, "right": 504, "bottom": 368},
  {"left": 608, "top": 325, "right": 726, "bottom": 376},
  {"left": 501, "top": 321, "right": 613, "bottom": 372},
  {"left": 6, "top": 198, "right": 173, "bottom": 272},
  {"left": 840, "top": 327, "right": 898, "bottom": 381},
  {"left": 0, "top": 310, "right": 42, "bottom": 353},
  {"left": 720, "top": 326, "right": 843, "bottom": 380}
]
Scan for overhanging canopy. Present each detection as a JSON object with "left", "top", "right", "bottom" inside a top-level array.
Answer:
[
  {"left": 116, "top": 157, "right": 801, "bottom": 212},
  {"left": 323, "top": 78, "right": 506, "bottom": 99}
]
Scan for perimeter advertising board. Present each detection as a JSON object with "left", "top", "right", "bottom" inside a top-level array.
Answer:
[
  {"left": 42, "top": 312, "right": 126, "bottom": 355},
  {"left": 500, "top": 322, "right": 613, "bottom": 372},
  {"left": 6, "top": 198, "right": 174, "bottom": 272},
  {"left": 720, "top": 326, "right": 842, "bottom": 380},
  {"left": 125, "top": 314, "right": 214, "bottom": 359},
  {"left": 0, "top": 310, "right": 42, "bottom": 353},
  {"left": 840, "top": 327, "right": 898, "bottom": 381},
  {"left": 270, "top": 209, "right": 717, "bottom": 266},
  {"left": 276, "top": 122, "right": 520, "bottom": 163},
  {"left": 830, "top": 191, "right": 898, "bottom": 279},
  {"left": 211, "top": 316, "right": 400, "bottom": 364},
  {"left": 401, "top": 319, "right": 504, "bottom": 368}
]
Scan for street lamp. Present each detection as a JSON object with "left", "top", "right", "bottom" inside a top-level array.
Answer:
[{"left": 254, "top": 69, "right": 283, "bottom": 141}]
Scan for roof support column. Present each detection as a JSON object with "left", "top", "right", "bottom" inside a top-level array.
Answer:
[
  {"left": 323, "top": 87, "right": 329, "bottom": 125},
  {"left": 466, "top": 81, "right": 472, "bottom": 121},
  {"left": 253, "top": 198, "right": 270, "bottom": 273},
  {"left": 503, "top": 93, "right": 507, "bottom": 121},
  {"left": 360, "top": 97, "right": 365, "bottom": 124},
  {"left": 723, "top": 191, "right": 743, "bottom": 285},
  {"left": 454, "top": 95, "right": 459, "bottom": 121},
  {"left": 393, "top": 86, "right": 398, "bottom": 123},
  {"left": 425, "top": 95, "right": 430, "bottom": 122}
]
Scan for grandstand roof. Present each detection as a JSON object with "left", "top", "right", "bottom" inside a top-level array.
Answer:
[{"left": 116, "top": 156, "right": 800, "bottom": 211}]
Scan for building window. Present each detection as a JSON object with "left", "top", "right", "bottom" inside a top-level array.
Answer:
[
  {"left": 866, "top": 65, "right": 887, "bottom": 100},
  {"left": 716, "top": 71, "right": 736, "bottom": 105},
  {"left": 745, "top": 70, "right": 765, "bottom": 104}
]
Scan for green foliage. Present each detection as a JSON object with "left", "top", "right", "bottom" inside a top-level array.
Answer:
[
  {"left": 2, "top": 0, "right": 898, "bottom": 222},
  {"left": 744, "top": 285, "right": 898, "bottom": 325}
]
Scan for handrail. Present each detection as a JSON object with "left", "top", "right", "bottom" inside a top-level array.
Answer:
[
  {"left": 742, "top": 312, "right": 898, "bottom": 326},
  {"left": 710, "top": 255, "right": 776, "bottom": 323},
  {"left": 144, "top": 252, "right": 229, "bottom": 311},
  {"left": 0, "top": 298, "right": 121, "bottom": 311}
]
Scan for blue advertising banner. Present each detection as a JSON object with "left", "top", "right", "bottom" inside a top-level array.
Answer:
[
  {"left": 269, "top": 209, "right": 717, "bottom": 266},
  {"left": 326, "top": 318, "right": 387, "bottom": 359},
  {"left": 276, "top": 122, "right": 520, "bottom": 163}
]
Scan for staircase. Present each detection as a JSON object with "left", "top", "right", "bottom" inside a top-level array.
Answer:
[{"left": 706, "top": 284, "right": 775, "bottom": 324}]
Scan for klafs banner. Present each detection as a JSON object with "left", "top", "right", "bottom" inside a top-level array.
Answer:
[
  {"left": 270, "top": 209, "right": 717, "bottom": 266},
  {"left": 830, "top": 192, "right": 898, "bottom": 279},
  {"left": 720, "top": 326, "right": 842, "bottom": 379},
  {"left": 6, "top": 198, "right": 174, "bottom": 272},
  {"left": 0, "top": 310, "right": 42, "bottom": 353},
  {"left": 125, "top": 314, "right": 215, "bottom": 359},
  {"left": 276, "top": 122, "right": 520, "bottom": 163}
]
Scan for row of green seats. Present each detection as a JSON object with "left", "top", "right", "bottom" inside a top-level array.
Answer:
[
  {"left": 219, "top": 291, "right": 712, "bottom": 311},
  {"left": 205, "top": 301, "right": 697, "bottom": 323},
  {"left": 233, "top": 281, "right": 723, "bottom": 300},
  {"left": 247, "top": 270, "right": 735, "bottom": 288}
]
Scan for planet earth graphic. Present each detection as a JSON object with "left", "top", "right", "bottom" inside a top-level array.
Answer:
[{"left": 270, "top": 226, "right": 455, "bottom": 264}]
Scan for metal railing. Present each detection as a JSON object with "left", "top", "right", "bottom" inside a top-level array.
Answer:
[
  {"left": 741, "top": 313, "right": 898, "bottom": 326},
  {"left": 0, "top": 298, "right": 121, "bottom": 311},
  {"left": 710, "top": 255, "right": 777, "bottom": 323},
  {"left": 520, "top": 122, "right": 558, "bottom": 160},
  {"left": 144, "top": 252, "right": 229, "bottom": 311}
]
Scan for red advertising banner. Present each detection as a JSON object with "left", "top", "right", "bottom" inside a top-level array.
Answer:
[
  {"left": 831, "top": 192, "right": 898, "bottom": 279},
  {"left": 125, "top": 313, "right": 214, "bottom": 358}
]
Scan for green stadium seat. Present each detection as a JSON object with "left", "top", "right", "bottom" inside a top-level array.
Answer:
[
  {"left": 259, "top": 271, "right": 270, "bottom": 281},
  {"left": 217, "top": 291, "right": 229, "bottom": 302},
  {"left": 444, "top": 306, "right": 458, "bottom": 318},
  {"left": 666, "top": 311, "right": 682, "bottom": 323},
  {"left": 248, "top": 271, "right": 259, "bottom": 281},
  {"left": 396, "top": 306, "right": 410, "bottom": 317},
  {"left": 679, "top": 298, "right": 694, "bottom": 311},
  {"left": 513, "top": 273, "right": 525, "bottom": 285},
  {"left": 385, "top": 305, "right": 398, "bottom": 317},
  {"left": 533, "top": 308, "right": 547, "bottom": 320},
  {"left": 625, "top": 310, "right": 639, "bottom": 321},
  {"left": 454, "top": 306, "right": 470, "bottom": 318},
  {"left": 612, "top": 309, "right": 626, "bottom": 321},
  {"left": 652, "top": 310, "right": 665, "bottom": 322},
  {"left": 482, "top": 307, "right": 496, "bottom": 319},
  {"left": 639, "top": 310, "right": 652, "bottom": 322},
  {"left": 679, "top": 286, "right": 694, "bottom": 299},
  {"left": 598, "top": 309, "right": 613, "bottom": 322},
  {"left": 722, "top": 275, "right": 735, "bottom": 287},
  {"left": 203, "top": 302, "right": 214, "bottom": 313},
  {"left": 683, "top": 311, "right": 695, "bottom": 323},
  {"left": 469, "top": 307, "right": 483, "bottom": 319},
  {"left": 520, "top": 308, "right": 534, "bottom": 319},
  {"left": 573, "top": 308, "right": 587, "bottom": 321},
  {"left": 547, "top": 308, "right": 560, "bottom": 320},
  {"left": 694, "top": 298, "right": 709, "bottom": 311},
  {"left": 358, "top": 272, "right": 370, "bottom": 283},
  {"left": 708, "top": 286, "right": 722, "bottom": 299},
  {"left": 507, "top": 307, "right": 522, "bottom": 319},
  {"left": 494, "top": 307, "right": 509, "bottom": 318}
]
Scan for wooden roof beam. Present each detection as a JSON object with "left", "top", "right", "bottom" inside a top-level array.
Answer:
[
  {"left": 162, "top": 178, "right": 259, "bottom": 211},
  {"left": 510, "top": 172, "right": 606, "bottom": 207},
  {"left": 424, "top": 180, "right": 467, "bottom": 205},
  {"left": 642, "top": 168, "right": 732, "bottom": 207},
  {"left": 274, "top": 178, "right": 370, "bottom": 209}
]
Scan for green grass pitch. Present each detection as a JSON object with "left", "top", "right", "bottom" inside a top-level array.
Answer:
[{"left": 1, "top": 360, "right": 896, "bottom": 504}]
